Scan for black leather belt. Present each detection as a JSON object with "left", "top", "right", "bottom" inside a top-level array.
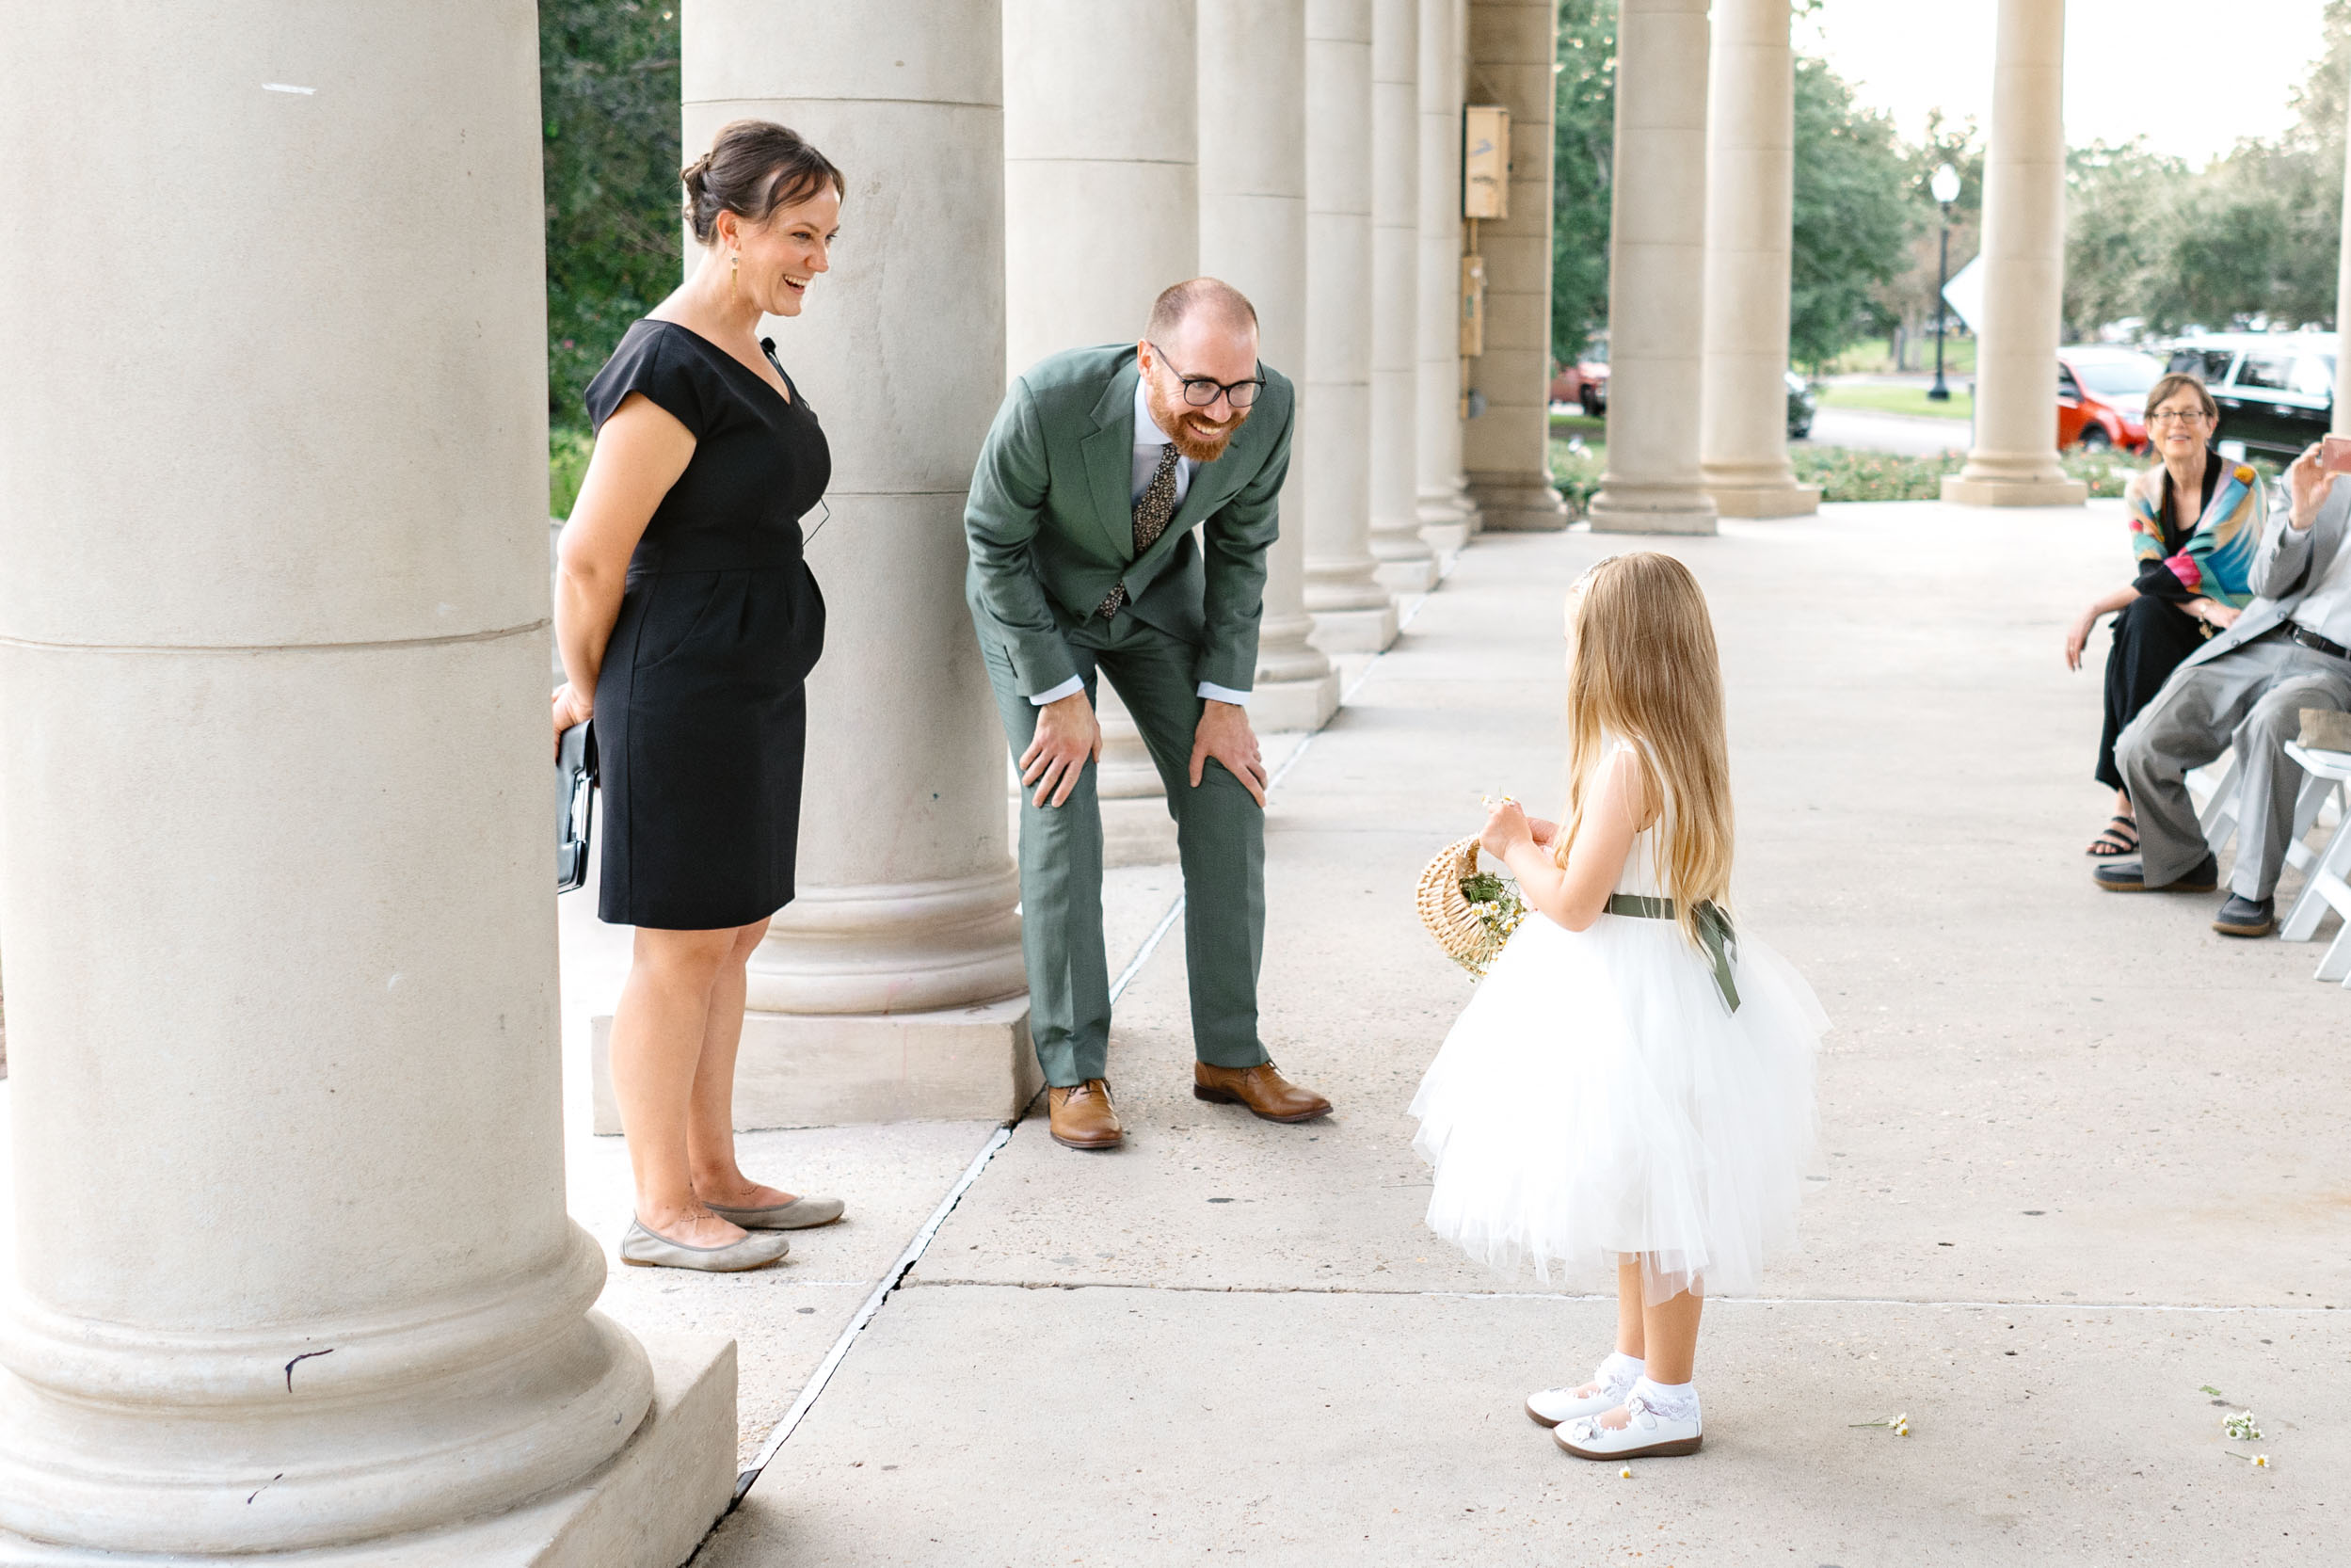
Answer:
[{"left": 2288, "top": 623, "right": 2351, "bottom": 661}]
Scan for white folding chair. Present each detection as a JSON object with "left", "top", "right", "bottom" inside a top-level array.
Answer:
[
  {"left": 2278, "top": 741, "right": 2351, "bottom": 986},
  {"left": 2190, "top": 752, "right": 2241, "bottom": 848},
  {"left": 2192, "top": 747, "right": 2336, "bottom": 881}
]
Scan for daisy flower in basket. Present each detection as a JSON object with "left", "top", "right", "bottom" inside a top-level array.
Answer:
[{"left": 1415, "top": 835, "right": 1528, "bottom": 980}]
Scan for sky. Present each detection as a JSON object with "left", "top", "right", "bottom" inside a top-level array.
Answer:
[{"left": 1802, "top": 0, "right": 2333, "bottom": 167}]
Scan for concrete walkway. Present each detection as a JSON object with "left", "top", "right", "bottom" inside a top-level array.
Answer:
[
  {"left": 670, "top": 500, "right": 2347, "bottom": 1565},
  {"left": 8, "top": 499, "right": 2336, "bottom": 1561}
]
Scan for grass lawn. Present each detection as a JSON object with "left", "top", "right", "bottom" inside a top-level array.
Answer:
[
  {"left": 1819, "top": 384, "right": 1974, "bottom": 422},
  {"left": 1826, "top": 335, "right": 1977, "bottom": 377}
]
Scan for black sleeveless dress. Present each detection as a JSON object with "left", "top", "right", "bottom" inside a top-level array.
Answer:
[
  {"left": 2096, "top": 457, "right": 2217, "bottom": 793},
  {"left": 584, "top": 319, "right": 828, "bottom": 930}
]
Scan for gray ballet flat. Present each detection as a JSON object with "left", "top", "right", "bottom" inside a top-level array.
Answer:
[
  {"left": 705, "top": 1194, "right": 845, "bottom": 1231},
  {"left": 618, "top": 1218, "right": 791, "bottom": 1272}
]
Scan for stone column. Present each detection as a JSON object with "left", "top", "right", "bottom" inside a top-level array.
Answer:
[
  {"left": 1463, "top": 0, "right": 1569, "bottom": 530},
  {"left": 1416, "top": 0, "right": 1482, "bottom": 551},
  {"left": 1200, "top": 0, "right": 1342, "bottom": 733},
  {"left": 1698, "top": 0, "right": 1818, "bottom": 518},
  {"left": 667, "top": 0, "right": 1037, "bottom": 1125},
  {"left": 0, "top": 4, "right": 731, "bottom": 1560},
  {"left": 1004, "top": 0, "right": 1199, "bottom": 375},
  {"left": 1941, "top": 0, "right": 2086, "bottom": 506},
  {"left": 997, "top": 0, "right": 1202, "bottom": 869},
  {"left": 1368, "top": 0, "right": 1438, "bottom": 592},
  {"left": 1305, "top": 0, "right": 1401, "bottom": 650},
  {"left": 1586, "top": 0, "right": 1716, "bottom": 533}
]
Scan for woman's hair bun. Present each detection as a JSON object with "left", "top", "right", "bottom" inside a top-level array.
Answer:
[{"left": 680, "top": 120, "right": 844, "bottom": 246}]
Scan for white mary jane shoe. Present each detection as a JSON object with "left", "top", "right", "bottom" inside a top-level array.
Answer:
[
  {"left": 1526, "top": 1369, "right": 1637, "bottom": 1428},
  {"left": 1554, "top": 1394, "right": 1703, "bottom": 1460}
]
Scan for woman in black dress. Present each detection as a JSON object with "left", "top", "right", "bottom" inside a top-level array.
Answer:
[
  {"left": 2064, "top": 374, "right": 2252, "bottom": 857},
  {"left": 552, "top": 121, "right": 845, "bottom": 1272}
]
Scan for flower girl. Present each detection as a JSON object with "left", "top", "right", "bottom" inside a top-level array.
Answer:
[{"left": 1409, "top": 552, "right": 1825, "bottom": 1461}]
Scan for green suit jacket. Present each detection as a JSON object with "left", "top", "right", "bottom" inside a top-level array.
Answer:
[{"left": 964, "top": 343, "right": 1295, "bottom": 697}]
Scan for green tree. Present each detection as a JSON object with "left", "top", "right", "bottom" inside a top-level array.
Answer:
[
  {"left": 1878, "top": 111, "right": 1983, "bottom": 364},
  {"left": 2063, "top": 138, "right": 2190, "bottom": 338},
  {"left": 1551, "top": 0, "right": 1616, "bottom": 364},
  {"left": 540, "top": 1, "right": 682, "bottom": 433},
  {"left": 1787, "top": 55, "right": 1915, "bottom": 370},
  {"left": 2119, "top": 0, "right": 2350, "bottom": 333}
]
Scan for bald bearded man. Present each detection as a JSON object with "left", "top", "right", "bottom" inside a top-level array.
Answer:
[{"left": 964, "top": 278, "right": 1333, "bottom": 1150}]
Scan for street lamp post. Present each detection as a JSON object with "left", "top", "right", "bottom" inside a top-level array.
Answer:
[{"left": 1927, "top": 161, "right": 1960, "bottom": 402}]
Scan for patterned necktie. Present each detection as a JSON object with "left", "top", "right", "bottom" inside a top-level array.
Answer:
[{"left": 1098, "top": 441, "right": 1183, "bottom": 619}]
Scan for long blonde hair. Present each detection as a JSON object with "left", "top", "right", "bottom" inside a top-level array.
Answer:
[{"left": 1553, "top": 552, "right": 1735, "bottom": 949}]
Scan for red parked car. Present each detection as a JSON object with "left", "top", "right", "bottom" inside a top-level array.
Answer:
[
  {"left": 1551, "top": 336, "right": 1609, "bottom": 414},
  {"left": 2056, "top": 346, "right": 2162, "bottom": 454}
]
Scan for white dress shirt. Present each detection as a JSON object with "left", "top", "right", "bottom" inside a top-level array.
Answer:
[{"left": 1029, "top": 376, "right": 1252, "bottom": 708}]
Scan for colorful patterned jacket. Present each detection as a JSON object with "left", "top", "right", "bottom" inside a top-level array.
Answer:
[{"left": 2122, "top": 454, "right": 2263, "bottom": 609}]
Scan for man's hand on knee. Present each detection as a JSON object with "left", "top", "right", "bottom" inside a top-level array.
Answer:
[
  {"left": 1190, "top": 699, "right": 1269, "bottom": 806},
  {"left": 1020, "top": 689, "right": 1102, "bottom": 808}
]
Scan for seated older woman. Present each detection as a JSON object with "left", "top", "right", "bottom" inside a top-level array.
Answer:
[{"left": 2065, "top": 373, "right": 2262, "bottom": 856}]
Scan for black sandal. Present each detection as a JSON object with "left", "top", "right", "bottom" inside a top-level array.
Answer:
[{"left": 2086, "top": 814, "right": 2138, "bottom": 857}]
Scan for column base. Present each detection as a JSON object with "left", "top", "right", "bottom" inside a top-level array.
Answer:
[
  {"left": 1586, "top": 490, "right": 1719, "bottom": 535},
  {"left": 1463, "top": 473, "right": 1567, "bottom": 532},
  {"left": 1248, "top": 668, "right": 1341, "bottom": 734},
  {"left": 1417, "top": 484, "right": 1480, "bottom": 542},
  {"left": 1306, "top": 603, "right": 1399, "bottom": 654},
  {"left": 593, "top": 996, "right": 1037, "bottom": 1131},
  {"left": 1940, "top": 474, "right": 2088, "bottom": 507},
  {"left": 0, "top": 1333, "right": 735, "bottom": 1568},
  {"left": 1417, "top": 520, "right": 1471, "bottom": 555},
  {"left": 1100, "top": 795, "right": 1179, "bottom": 868},
  {"left": 1092, "top": 689, "right": 1176, "bottom": 866},
  {"left": 1704, "top": 482, "right": 1821, "bottom": 518},
  {"left": 1371, "top": 555, "right": 1440, "bottom": 593}
]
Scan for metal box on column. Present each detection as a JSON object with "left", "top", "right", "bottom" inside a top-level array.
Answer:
[{"left": 1462, "top": 104, "right": 1511, "bottom": 218}]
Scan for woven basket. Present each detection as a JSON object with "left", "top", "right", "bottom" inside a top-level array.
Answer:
[{"left": 1416, "top": 835, "right": 1504, "bottom": 973}]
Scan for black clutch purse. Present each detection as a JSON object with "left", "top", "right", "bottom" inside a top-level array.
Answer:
[{"left": 556, "top": 720, "right": 598, "bottom": 893}]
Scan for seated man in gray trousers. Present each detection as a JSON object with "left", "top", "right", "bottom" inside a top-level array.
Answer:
[{"left": 2097, "top": 442, "right": 2351, "bottom": 935}]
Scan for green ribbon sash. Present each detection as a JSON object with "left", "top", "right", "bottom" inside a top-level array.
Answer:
[{"left": 1603, "top": 893, "right": 1741, "bottom": 1014}]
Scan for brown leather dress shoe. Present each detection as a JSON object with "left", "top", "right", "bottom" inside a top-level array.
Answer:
[
  {"left": 1048, "top": 1080, "right": 1125, "bottom": 1149},
  {"left": 1192, "top": 1061, "right": 1332, "bottom": 1123}
]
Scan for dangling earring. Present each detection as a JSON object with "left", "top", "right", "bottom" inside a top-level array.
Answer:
[{"left": 729, "top": 250, "right": 740, "bottom": 304}]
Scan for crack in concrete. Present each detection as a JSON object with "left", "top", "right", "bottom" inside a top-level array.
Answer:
[{"left": 722, "top": 549, "right": 1479, "bottom": 1514}]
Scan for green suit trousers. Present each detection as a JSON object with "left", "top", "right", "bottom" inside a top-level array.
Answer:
[{"left": 982, "top": 613, "right": 1269, "bottom": 1087}]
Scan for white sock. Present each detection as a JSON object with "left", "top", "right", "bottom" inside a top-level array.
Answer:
[
  {"left": 1629, "top": 1375, "right": 1700, "bottom": 1424},
  {"left": 1597, "top": 1351, "right": 1645, "bottom": 1393}
]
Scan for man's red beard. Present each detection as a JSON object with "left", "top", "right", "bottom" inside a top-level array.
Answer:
[{"left": 1148, "top": 385, "right": 1252, "bottom": 463}]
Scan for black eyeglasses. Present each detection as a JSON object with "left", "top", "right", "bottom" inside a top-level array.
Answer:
[{"left": 1148, "top": 343, "right": 1265, "bottom": 408}]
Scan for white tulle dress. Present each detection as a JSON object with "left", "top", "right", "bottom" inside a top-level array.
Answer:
[{"left": 1409, "top": 752, "right": 1826, "bottom": 1299}]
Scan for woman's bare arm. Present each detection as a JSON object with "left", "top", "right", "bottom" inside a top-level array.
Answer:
[
  {"left": 551, "top": 393, "right": 696, "bottom": 742},
  {"left": 2064, "top": 585, "right": 2139, "bottom": 672}
]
